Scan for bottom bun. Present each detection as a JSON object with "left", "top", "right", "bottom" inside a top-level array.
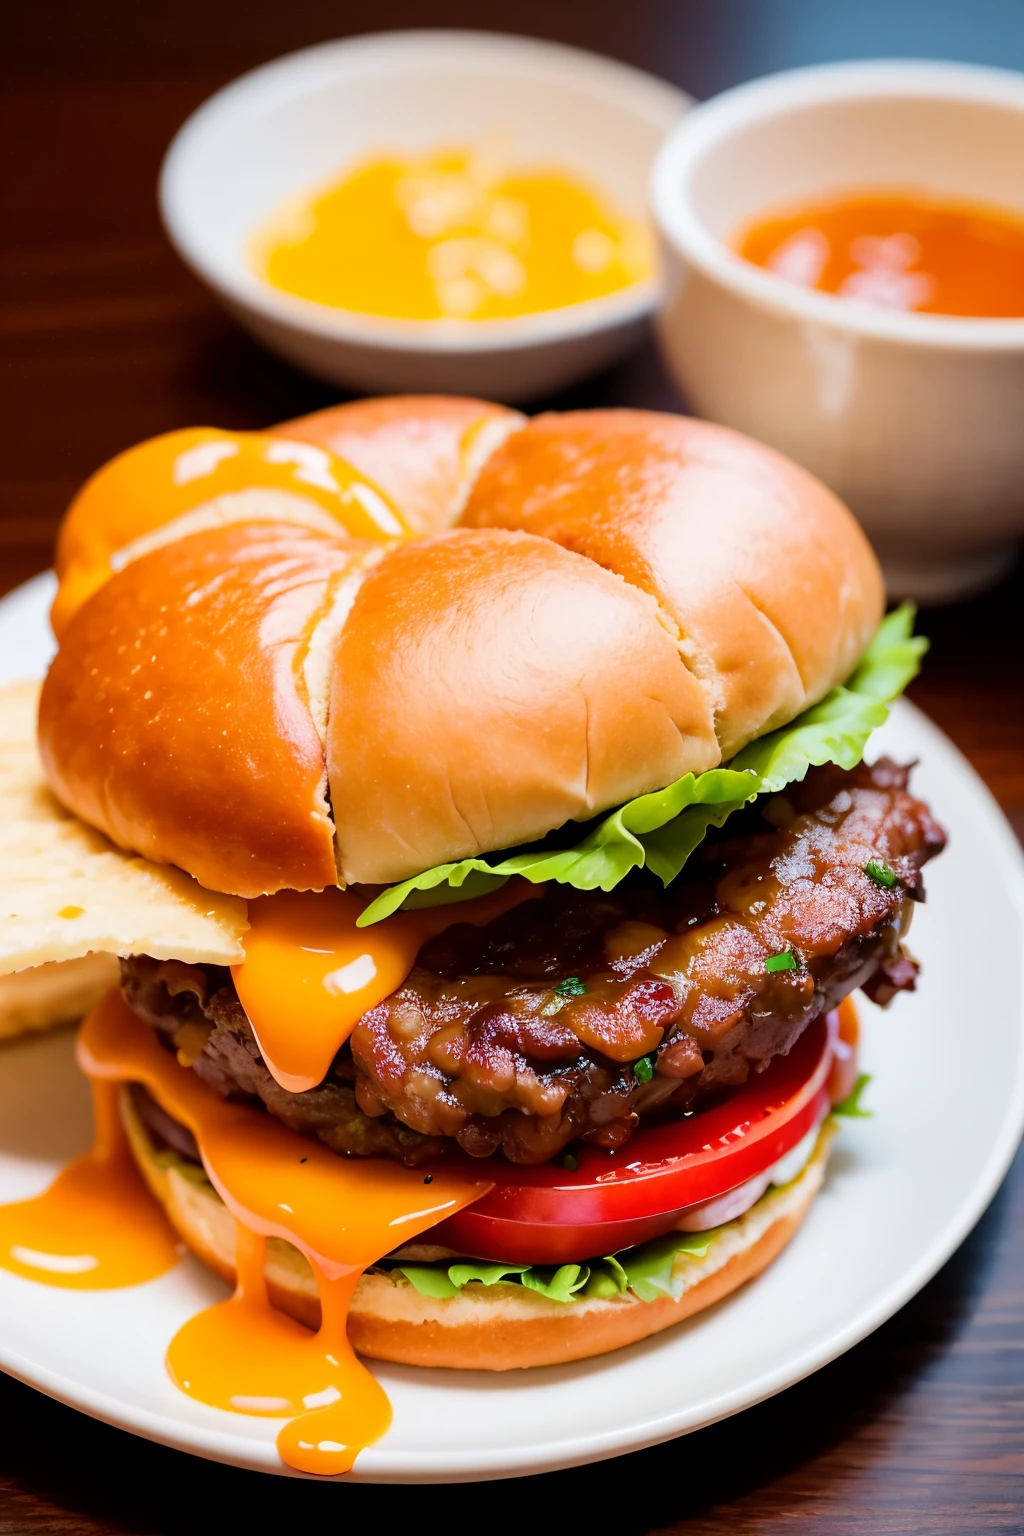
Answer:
[{"left": 122, "top": 1089, "right": 834, "bottom": 1371}]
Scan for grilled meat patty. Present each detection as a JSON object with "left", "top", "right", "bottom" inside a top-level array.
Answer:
[{"left": 121, "top": 759, "right": 945, "bottom": 1166}]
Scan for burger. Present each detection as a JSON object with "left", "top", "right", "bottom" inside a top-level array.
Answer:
[{"left": 24, "top": 398, "right": 944, "bottom": 1396}]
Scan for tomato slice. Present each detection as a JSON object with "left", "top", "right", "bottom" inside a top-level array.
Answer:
[{"left": 429, "top": 1010, "right": 837, "bottom": 1264}]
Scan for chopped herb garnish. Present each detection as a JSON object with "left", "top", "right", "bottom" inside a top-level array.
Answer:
[
  {"left": 423, "top": 1173, "right": 434, "bottom": 1184},
  {"left": 555, "top": 976, "right": 587, "bottom": 997},
  {"left": 560, "top": 1153, "right": 579, "bottom": 1171},
  {"left": 765, "top": 950, "right": 798, "bottom": 973},
  {"left": 633, "top": 1054, "right": 656, "bottom": 1083},
  {"left": 864, "top": 859, "right": 898, "bottom": 888}
]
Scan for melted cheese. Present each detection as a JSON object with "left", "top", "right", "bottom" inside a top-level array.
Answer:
[
  {"left": 0, "top": 1077, "right": 179, "bottom": 1288},
  {"left": 1, "top": 991, "right": 489, "bottom": 1474},
  {"left": 233, "top": 880, "right": 545, "bottom": 1093},
  {"left": 253, "top": 147, "right": 652, "bottom": 320},
  {"left": 52, "top": 427, "right": 409, "bottom": 637}
]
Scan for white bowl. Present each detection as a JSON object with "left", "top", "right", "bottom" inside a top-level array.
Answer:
[
  {"left": 160, "top": 30, "right": 688, "bottom": 403},
  {"left": 651, "top": 60, "right": 1024, "bottom": 603}
]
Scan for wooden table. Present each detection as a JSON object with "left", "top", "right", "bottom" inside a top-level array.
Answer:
[{"left": 3, "top": 5, "right": 1024, "bottom": 1529}]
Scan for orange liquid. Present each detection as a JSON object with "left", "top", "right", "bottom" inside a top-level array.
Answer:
[
  {"left": 50, "top": 426, "right": 408, "bottom": 639},
  {"left": 0, "top": 1079, "right": 180, "bottom": 1289},
  {"left": 254, "top": 147, "right": 652, "bottom": 321},
  {"left": 1, "top": 991, "right": 489, "bottom": 1474},
  {"left": 233, "top": 880, "right": 544, "bottom": 1093},
  {"left": 735, "top": 189, "right": 1024, "bottom": 317},
  {"left": 166, "top": 1226, "right": 388, "bottom": 1477}
]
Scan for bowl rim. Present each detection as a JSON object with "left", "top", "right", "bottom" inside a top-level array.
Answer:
[
  {"left": 159, "top": 28, "right": 689, "bottom": 357},
  {"left": 650, "top": 58, "right": 1024, "bottom": 352}
]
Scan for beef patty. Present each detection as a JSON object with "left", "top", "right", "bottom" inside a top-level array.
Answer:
[{"left": 122, "top": 758, "right": 945, "bottom": 1167}]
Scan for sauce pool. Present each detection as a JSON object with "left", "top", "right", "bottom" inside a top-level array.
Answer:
[
  {"left": 0, "top": 990, "right": 488, "bottom": 1475},
  {"left": 253, "top": 145, "right": 652, "bottom": 320},
  {"left": 734, "top": 188, "right": 1024, "bottom": 317}
]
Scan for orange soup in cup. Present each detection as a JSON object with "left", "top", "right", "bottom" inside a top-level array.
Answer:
[{"left": 734, "top": 189, "right": 1024, "bottom": 317}]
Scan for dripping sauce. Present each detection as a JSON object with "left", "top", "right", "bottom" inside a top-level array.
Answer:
[{"left": 0, "top": 990, "right": 488, "bottom": 1475}]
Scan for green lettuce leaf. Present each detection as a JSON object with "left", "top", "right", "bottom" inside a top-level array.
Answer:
[
  {"left": 394, "top": 1231, "right": 714, "bottom": 1307},
  {"left": 397, "top": 1259, "right": 592, "bottom": 1304},
  {"left": 359, "top": 605, "right": 925, "bottom": 926},
  {"left": 396, "top": 1264, "right": 461, "bottom": 1300},
  {"left": 613, "top": 1230, "right": 712, "bottom": 1303},
  {"left": 581, "top": 1255, "right": 629, "bottom": 1300},
  {"left": 833, "top": 1072, "right": 873, "bottom": 1119},
  {"left": 521, "top": 1264, "right": 592, "bottom": 1303}
]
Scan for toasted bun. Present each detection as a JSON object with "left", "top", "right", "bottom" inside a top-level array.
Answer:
[
  {"left": 462, "top": 410, "right": 884, "bottom": 758},
  {"left": 123, "top": 1087, "right": 831, "bottom": 1372},
  {"left": 40, "top": 523, "right": 382, "bottom": 896},
  {"left": 49, "top": 427, "right": 410, "bottom": 641},
  {"left": 277, "top": 395, "right": 523, "bottom": 536},
  {"left": 41, "top": 399, "right": 883, "bottom": 894},
  {"left": 328, "top": 527, "right": 718, "bottom": 884}
]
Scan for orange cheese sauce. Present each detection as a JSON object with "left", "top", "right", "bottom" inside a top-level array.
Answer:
[
  {"left": 734, "top": 188, "right": 1024, "bottom": 317},
  {"left": 234, "top": 880, "right": 546, "bottom": 1093},
  {"left": 51, "top": 427, "right": 408, "bottom": 639},
  {"left": 253, "top": 146, "right": 652, "bottom": 320},
  {"left": 0, "top": 991, "right": 489, "bottom": 1474},
  {"left": 0, "top": 1078, "right": 180, "bottom": 1289}
]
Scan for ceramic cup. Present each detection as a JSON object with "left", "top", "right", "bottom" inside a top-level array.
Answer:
[
  {"left": 160, "top": 30, "right": 688, "bottom": 403},
  {"left": 651, "top": 60, "right": 1024, "bottom": 602}
]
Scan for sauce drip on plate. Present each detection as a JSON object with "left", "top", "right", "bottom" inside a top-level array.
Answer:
[
  {"left": 0, "top": 990, "right": 489, "bottom": 1474},
  {"left": 735, "top": 188, "right": 1024, "bottom": 317},
  {"left": 166, "top": 1224, "right": 387, "bottom": 1477},
  {"left": 0, "top": 1077, "right": 179, "bottom": 1288}
]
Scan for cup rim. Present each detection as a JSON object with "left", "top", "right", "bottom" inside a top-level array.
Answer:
[
  {"left": 650, "top": 58, "right": 1024, "bottom": 351},
  {"left": 159, "top": 28, "right": 687, "bottom": 358}
]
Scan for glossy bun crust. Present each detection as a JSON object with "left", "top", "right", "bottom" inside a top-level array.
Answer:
[
  {"left": 124, "top": 1087, "right": 830, "bottom": 1371},
  {"left": 40, "top": 399, "right": 884, "bottom": 896}
]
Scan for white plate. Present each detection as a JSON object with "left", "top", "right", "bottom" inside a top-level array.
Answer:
[{"left": 2, "top": 571, "right": 1023, "bottom": 1483}]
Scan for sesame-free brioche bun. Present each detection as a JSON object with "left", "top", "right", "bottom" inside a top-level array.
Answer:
[
  {"left": 276, "top": 395, "right": 523, "bottom": 537},
  {"left": 462, "top": 410, "right": 883, "bottom": 758},
  {"left": 40, "top": 523, "right": 383, "bottom": 897},
  {"left": 328, "top": 526, "right": 719, "bottom": 885},
  {"left": 122, "top": 1087, "right": 833, "bottom": 1372},
  {"left": 40, "top": 399, "right": 883, "bottom": 896}
]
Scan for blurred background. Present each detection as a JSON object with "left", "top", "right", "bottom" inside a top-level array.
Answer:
[
  {"left": 5, "top": 0, "right": 1024, "bottom": 589},
  {"left": 2, "top": 4, "right": 1024, "bottom": 1531},
  {"left": 3, "top": 0, "right": 1022, "bottom": 818}
]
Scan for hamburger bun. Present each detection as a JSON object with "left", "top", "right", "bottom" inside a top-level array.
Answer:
[
  {"left": 39, "top": 400, "right": 884, "bottom": 896},
  {"left": 277, "top": 394, "right": 523, "bottom": 536},
  {"left": 122, "top": 1086, "right": 834, "bottom": 1372},
  {"left": 462, "top": 409, "right": 883, "bottom": 757}
]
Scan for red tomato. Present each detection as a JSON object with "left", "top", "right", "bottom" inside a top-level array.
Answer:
[{"left": 430, "top": 1010, "right": 837, "bottom": 1264}]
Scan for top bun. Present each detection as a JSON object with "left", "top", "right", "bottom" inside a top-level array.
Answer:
[
  {"left": 276, "top": 395, "right": 523, "bottom": 537},
  {"left": 462, "top": 410, "right": 882, "bottom": 758},
  {"left": 39, "top": 400, "right": 883, "bottom": 897}
]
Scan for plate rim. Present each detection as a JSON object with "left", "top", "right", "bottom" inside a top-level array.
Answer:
[{"left": 2, "top": 571, "right": 1023, "bottom": 1483}]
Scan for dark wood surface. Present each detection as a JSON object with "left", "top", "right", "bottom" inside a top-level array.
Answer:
[{"left": 2, "top": 3, "right": 1024, "bottom": 1529}]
